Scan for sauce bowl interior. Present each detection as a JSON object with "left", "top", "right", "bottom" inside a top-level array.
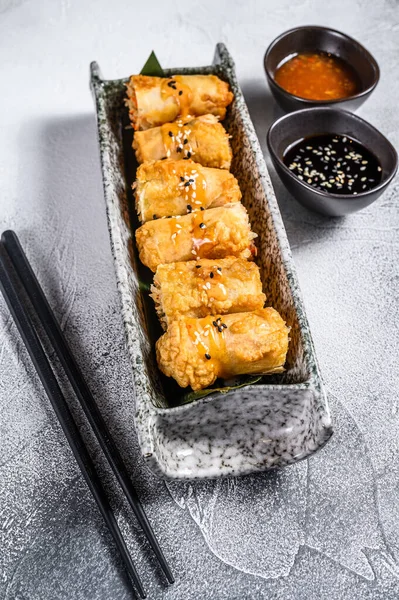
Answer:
[{"left": 268, "top": 108, "right": 397, "bottom": 189}]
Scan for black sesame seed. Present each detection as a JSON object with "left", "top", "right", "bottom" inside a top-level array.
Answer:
[
  {"left": 187, "top": 204, "right": 192, "bottom": 212},
  {"left": 195, "top": 265, "right": 201, "bottom": 268},
  {"left": 184, "top": 139, "right": 188, "bottom": 144},
  {"left": 199, "top": 222, "right": 205, "bottom": 229},
  {"left": 167, "top": 80, "right": 176, "bottom": 87},
  {"left": 189, "top": 178, "right": 194, "bottom": 183},
  {"left": 184, "top": 181, "right": 191, "bottom": 187},
  {"left": 153, "top": 214, "right": 158, "bottom": 219},
  {"left": 179, "top": 90, "right": 183, "bottom": 95},
  {"left": 212, "top": 321, "right": 218, "bottom": 327},
  {"left": 180, "top": 176, "right": 185, "bottom": 181},
  {"left": 205, "top": 353, "right": 211, "bottom": 360},
  {"left": 187, "top": 152, "right": 192, "bottom": 158},
  {"left": 184, "top": 122, "right": 189, "bottom": 126},
  {"left": 218, "top": 326, "right": 223, "bottom": 332},
  {"left": 222, "top": 323, "right": 227, "bottom": 329},
  {"left": 168, "top": 131, "right": 173, "bottom": 137},
  {"left": 176, "top": 147, "right": 182, "bottom": 153},
  {"left": 209, "top": 272, "right": 214, "bottom": 278},
  {"left": 200, "top": 207, "right": 205, "bottom": 211}
]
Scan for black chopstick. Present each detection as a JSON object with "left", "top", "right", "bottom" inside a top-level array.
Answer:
[
  {"left": 1, "top": 230, "right": 174, "bottom": 586},
  {"left": 0, "top": 241, "right": 146, "bottom": 599}
]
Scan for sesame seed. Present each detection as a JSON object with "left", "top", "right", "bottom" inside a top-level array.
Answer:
[
  {"left": 205, "top": 353, "right": 211, "bottom": 360},
  {"left": 209, "top": 272, "right": 214, "bottom": 278}
]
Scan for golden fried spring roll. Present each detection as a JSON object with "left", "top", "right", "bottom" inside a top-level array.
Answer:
[
  {"left": 151, "top": 257, "right": 266, "bottom": 328},
  {"left": 134, "top": 159, "right": 241, "bottom": 222},
  {"left": 133, "top": 114, "right": 232, "bottom": 170},
  {"left": 135, "top": 203, "right": 256, "bottom": 272},
  {"left": 126, "top": 74, "right": 233, "bottom": 131},
  {"left": 156, "top": 308, "right": 289, "bottom": 390}
]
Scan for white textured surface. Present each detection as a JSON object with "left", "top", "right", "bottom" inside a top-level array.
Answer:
[{"left": 0, "top": 1, "right": 398, "bottom": 599}]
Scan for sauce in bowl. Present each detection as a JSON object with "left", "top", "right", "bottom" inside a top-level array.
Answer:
[
  {"left": 274, "top": 52, "right": 360, "bottom": 101},
  {"left": 283, "top": 134, "right": 382, "bottom": 194}
]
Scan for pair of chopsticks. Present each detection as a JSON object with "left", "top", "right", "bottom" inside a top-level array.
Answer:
[{"left": 0, "top": 230, "right": 174, "bottom": 599}]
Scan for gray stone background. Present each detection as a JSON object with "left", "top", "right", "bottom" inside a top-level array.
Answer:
[{"left": 1, "top": 0, "right": 398, "bottom": 598}]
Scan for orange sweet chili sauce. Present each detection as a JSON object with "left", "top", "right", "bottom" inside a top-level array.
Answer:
[{"left": 274, "top": 52, "right": 359, "bottom": 101}]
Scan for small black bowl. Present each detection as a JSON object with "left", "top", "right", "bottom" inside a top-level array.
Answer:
[
  {"left": 267, "top": 107, "right": 398, "bottom": 216},
  {"left": 264, "top": 26, "right": 380, "bottom": 113}
]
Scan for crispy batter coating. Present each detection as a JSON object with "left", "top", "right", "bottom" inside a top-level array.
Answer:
[
  {"left": 156, "top": 308, "right": 290, "bottom": 390},
  {"left": 151, "top": 257, "right": 266, "bottom": 328},
  {"left": 133, "top": 114, "right": 232, "bottom": 170},
  {"left": 134, "top": 159, "right": 241, "bottom": 222},
  {"left": 126, "top": 74, "right": 233, "bottom": 130},
  {"left": 135, "top": 203, "right": 256, "bottom": 272}
]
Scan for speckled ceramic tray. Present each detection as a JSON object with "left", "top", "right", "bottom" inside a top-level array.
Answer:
[{"left": 90, "top": 43, "right": 333, "bottom": 480}]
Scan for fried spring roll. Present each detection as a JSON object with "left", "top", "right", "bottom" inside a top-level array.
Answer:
[
  {"left": 126, "top": 74, "right": 233, "bottom": 131},
  {"left": 156, "top": 308, "right": 289, "bottom": 390},
  {"left": 135, "top": 203, "right": 256, "bottom": 272},
  {"left": 134, "top": 159, "right": 241, "bottom": 222},
  {"left": 133, "top": 114, "right": 232, "bottom": 170},
  {"left": 151, "top": 257, "right": 266, "bottom": 329}
]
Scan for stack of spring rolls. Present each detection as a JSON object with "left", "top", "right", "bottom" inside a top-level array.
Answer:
[{"left": 126, "top": 73, "right": 289, "bottom": 391}]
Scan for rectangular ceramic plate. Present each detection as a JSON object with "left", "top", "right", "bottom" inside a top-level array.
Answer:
[{"left": 90, "top": 43, "right": 332, "bottom": 480}]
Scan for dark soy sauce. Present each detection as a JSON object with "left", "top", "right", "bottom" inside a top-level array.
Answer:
[{"left": 283, "top": 134, "right": 382, "bottom": 195}]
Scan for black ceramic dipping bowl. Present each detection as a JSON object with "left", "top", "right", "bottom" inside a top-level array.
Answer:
[
  {"left": 267, "top": 107, "right": 398, "bottom": 217},
  {"left": 264, "top": 26, "right": 380, "bottom": 113}
]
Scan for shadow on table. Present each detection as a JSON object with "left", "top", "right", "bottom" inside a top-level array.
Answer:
[
  {"left": 241, "top": 80, "right": 345, "bottom": 247},
  {"left": 14, "top": 113, "right": 170, "bottom": 591}
]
